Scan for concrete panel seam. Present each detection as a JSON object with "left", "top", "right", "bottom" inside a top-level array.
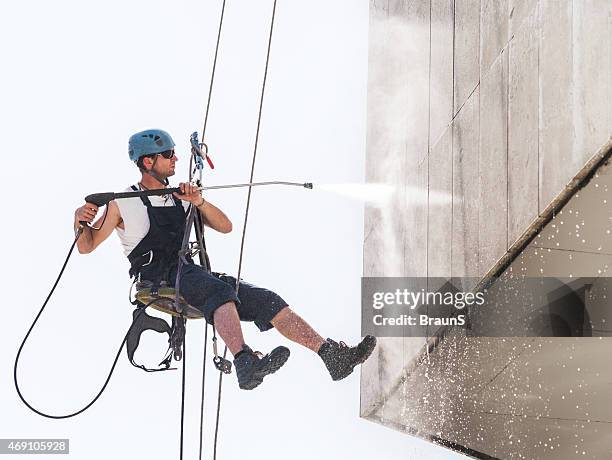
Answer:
[
  {"left": 479, "top": 43, "right": 511, "bottom": 83},
  {"left": 460, "top": 408, "right": 612, "bottom": 426},
  {"left": 427, "top": 0, "right": 432, "bottom": 280},
  {"left": 363, "top": 225, "right": 374, "bottom": 244},
  {"left": 429, "top": 121, "right": 453, "bottom": 150},
  {"left": 537, "top": 0, "right": 541, "bottom": 216},
  {"left": 474, "top": 74, "right": 481, "bottom": 278},
  {"left": 453, "top": 82, "right": 481, "bottom": 123},
  {"left": 451, "top": 109, "right": 454, "bottom": 284},
  {"left": 452, "top": 0, "right": 456, "bottom": 120},
  {"left": 480, "top": 0, "right": 510, "bottom": 80},
  {"left": 506, "top": 45, "right": 510, "bottom": 253},
  {"left": 508, "top": 0, "right": 539, "bottom": 42},
  {"left": 532, "top": 245, "right": 612, "bottom": 257}
]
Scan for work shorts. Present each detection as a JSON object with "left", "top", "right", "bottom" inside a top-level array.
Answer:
[{"left": 168, "top": 263, "right": 289, "bottom": 331}]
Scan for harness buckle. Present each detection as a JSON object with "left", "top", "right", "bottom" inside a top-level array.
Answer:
[{"left": 187, "top": 241, "right": 201, "bottom": 258}]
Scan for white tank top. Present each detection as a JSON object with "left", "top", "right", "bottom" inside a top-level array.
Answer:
[{"left": 115, "top": 185, "right": 189, "bottom": 257}]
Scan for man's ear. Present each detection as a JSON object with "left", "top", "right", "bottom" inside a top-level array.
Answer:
[{"left": 142, "top": 156, "right": 154, "bottom": 170}]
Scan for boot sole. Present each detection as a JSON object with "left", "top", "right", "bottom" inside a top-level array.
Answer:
[
  {"left": 240, "top": 346, "right": 290, "bottom": 390},
  {"left": 356, "top": 336, "right": 377, "bottom": 364}
]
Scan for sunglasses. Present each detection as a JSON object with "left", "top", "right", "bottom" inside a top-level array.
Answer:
[{"left": 157, "top": 150, "right": 176, "bottom": 159}]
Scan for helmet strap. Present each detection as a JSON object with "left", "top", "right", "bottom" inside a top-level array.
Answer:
[{"left": 142, "top": 155, "right": 169, "bottom": 186}]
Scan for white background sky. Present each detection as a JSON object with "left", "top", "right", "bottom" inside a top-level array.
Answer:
[{"left": 0, "top": 1, "right": 465, "bottom": 459}]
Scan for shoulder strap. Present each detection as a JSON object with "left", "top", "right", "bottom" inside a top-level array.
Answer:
[
  {"left": 171, "top": 195, "right": 183, "bottom": 207},
  {"left": 131, "top": 184, "right": 152, "bottom": 207}
]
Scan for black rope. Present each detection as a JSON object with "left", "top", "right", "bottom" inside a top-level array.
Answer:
[
  {"left": 213, "top": 1, "right": 279, "bottom": 458},
  {"left": 179, "top": 327, "right": 187, "bottom": 460},
  {"left": 194, "top": 1, "right": 228, "bottom": 458},
  {"left": 175, "top": 209, "right": 199, "bottom": 460},
  {"left": 201, "top": 0, "right": 227, "bottom": 140},
  {"left": 236, "top": 0, "right": 278, "bottom": 284},
  {"left": 13, "top": 232, "right": 155, "bottom": 419},
  {"left": 194, "top": 210, "right": 212, "bottom": 460},
  {"left": 176, "top": 209, "right": 198, "bottom": 460},
  {"left": 181, "top": 0, "right": 227, "bottom": 436},
  {"left": 198, "top": 320, "right": 209, "bottom": 460},
  {"left": 212, "top": 345, "right": 228, "bottom": 460}
]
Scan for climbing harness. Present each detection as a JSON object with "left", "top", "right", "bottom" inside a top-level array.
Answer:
[
  {"left": 14, "top": 1, "right": 300, "bottom": 459},
  {"left": 126, "top": 183, "right": 191, "bottom": 369},
  {"left": 126, "top": 307, "right": 174, "bottom": 372}
]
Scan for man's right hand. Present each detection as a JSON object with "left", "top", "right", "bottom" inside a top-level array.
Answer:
[
  {"left": 73, "top": 200, "right": 120, "bottom": 254},
  {"left": 75, "top": 202, "right": 99, "bottom": 225}
]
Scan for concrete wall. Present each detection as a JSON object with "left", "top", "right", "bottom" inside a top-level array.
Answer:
[{"left": 362, "top": 0, "right": 612, "bottom": 457}]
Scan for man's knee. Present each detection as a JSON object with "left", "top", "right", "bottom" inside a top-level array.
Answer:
[
  {"left": 213, "top": 301, "right": 238, "bottom": 318},
  {"left": 255, "top": 304, "right": 289, "bottom": 332},
  {"left": 204, "top": 300, "right": 236, "bottom": 324},
  {"left": 270, "top": 306, "right": 292, "bottom": 326}
]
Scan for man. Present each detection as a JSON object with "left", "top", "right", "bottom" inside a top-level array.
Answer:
[{"left": 74, "top": 129, "right": 376, "bottom": 390}]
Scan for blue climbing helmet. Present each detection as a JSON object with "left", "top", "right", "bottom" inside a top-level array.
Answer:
[{"left": 128, "top": 129, "right": 176, "bottom": 162}]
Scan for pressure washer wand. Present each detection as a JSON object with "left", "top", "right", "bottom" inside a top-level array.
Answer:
[
  {"left": 84, "top": 181, "right": 314, "bottom": 207},
  {"left": 201, "top": 181, "right": 313, "bottom": 191}
]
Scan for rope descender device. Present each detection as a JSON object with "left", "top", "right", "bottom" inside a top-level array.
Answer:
[{"left": 190, "top": 131, "right": 214, "bottom": 171}]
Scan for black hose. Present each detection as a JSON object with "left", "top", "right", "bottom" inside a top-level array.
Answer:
[{"left": 13, "top": 231, "right": 150, "bottom": 419}]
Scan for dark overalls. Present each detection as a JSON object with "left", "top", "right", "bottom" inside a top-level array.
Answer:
[{"left": 126, "top": 188, "right": 288, "bottom": 331}]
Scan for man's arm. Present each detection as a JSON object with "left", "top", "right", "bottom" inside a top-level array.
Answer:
[
  {"left": 173, "top": 182, "right": 233, "bottom": 234},
  {"left": 74, "top": 200, "right": 122, "bottom": 253},
  {"left": 194, "top": 199, "right": 233, "bottom": 234}
]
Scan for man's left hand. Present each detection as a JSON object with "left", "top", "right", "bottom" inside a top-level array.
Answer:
[{"left": 174, "top": 182, "right": 203, "bottom": 206}]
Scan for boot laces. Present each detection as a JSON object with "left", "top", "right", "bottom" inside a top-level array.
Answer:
[{"left": 326, "top": 339, "right": 349, "bottom": 350}]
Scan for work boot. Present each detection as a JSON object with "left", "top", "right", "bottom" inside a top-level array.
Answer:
[
  {"left": 233, "top": 345, "right": 290, "bottom": 390},
  {"left": 318, "top": 336, "right": 377, "bottom": 381}
]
